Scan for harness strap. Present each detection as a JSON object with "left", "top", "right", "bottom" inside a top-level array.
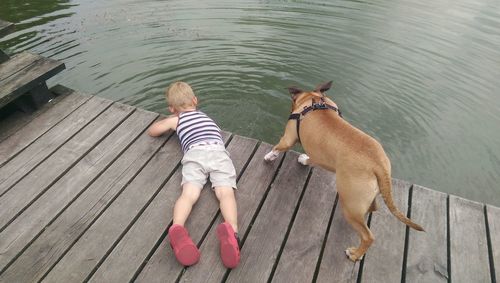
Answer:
[
  {"left": 288, "top": 113, "right": 302, "bottom": 143},
  {"left": 288, "top": 101, "right": 342, "bottom": 143}
]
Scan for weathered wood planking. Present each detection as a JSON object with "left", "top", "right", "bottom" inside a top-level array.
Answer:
[
  {"left": 0, "top": 110, "right": 157, "bottom": 272},
  {"left": 0, "top": 96, "right": 111, "bottom": 196},
  {"left": 129, "top": 134, "right": 252, "bottom": 282},
  {"left": 487, "top": 205, "right": 500, "bottom": 282},
  {"left": 125, "top": 132, "right": 236, "bottom": 282},
  {"left": 316, "top": 197, "right": 359, "bottom": 282},
  {"left": 132, "top": 131, "right": 232, "bottom": 282},
  {"left": 0, "top": 129, "right": 172, "bottom": 282},
  {"left": 87, "top": 135, "right": 257, "bottom": 282},
  {"left": 89, "top": 168, "right": 185, "bottom": 283},
  {"left": 0, "top": 19, "right": 14, "bottom": 38},
  {"left": 0, "top": 90, "right": 499, "bottom": 282},
  {"left": 0, "top": 52, "right": 40, "bottom": 82},
  {"left": 0, "top": 85, "right": 68, "bottom": 142},
  {"left": 0, "top": 87, "right": 90, "bottom": 165},
  {"left": 0, "top": 103, "right": 133, "bottom": 231},
  {"left": 405, "top": 185, "right": 448, "bottom": 282},
  {"left": 41, "top": 132, "right": 188, "bottom": 282},
  {"left": 225, "top": 152, "right": 311, "bottom": 282},
  {"left": 359, "top": 179, "right": 410, "bottom": 283},
  {"left": 0, "top": 52, "right": 65, "bottom": 108},
  {"left": 138, "top": 143, "right": 281, "bottom": 283},
  {"left": 271, "top": 168, "right": 337, "bottom": 282},
  {"left": 449, "top": 195, "right": 491, "bottom": 283},
  {"left": 177, "top": 143, "right": 284, "bottom": 283}
]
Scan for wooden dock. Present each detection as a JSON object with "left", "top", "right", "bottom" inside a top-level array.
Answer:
[{"left": 0, "top": 85, "right": 498, "bottom": 283}]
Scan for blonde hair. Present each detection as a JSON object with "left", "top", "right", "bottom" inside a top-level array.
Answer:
[{"left": 166, "top": 81, "right": 196, "bottom": 110}]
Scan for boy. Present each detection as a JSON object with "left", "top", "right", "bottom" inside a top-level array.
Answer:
[{"left": 148, "top": 81, "right": 240, "bottom": 268}]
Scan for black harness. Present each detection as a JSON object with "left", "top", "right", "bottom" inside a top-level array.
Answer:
[{"left": 288, "top": 97, "right": 342, "bottom": 143}]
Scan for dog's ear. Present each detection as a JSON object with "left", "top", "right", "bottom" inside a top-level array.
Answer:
[
  {"left": 288, "top": 87, "right": 303, "bottom": 101},
  {"left": 314, "top": 81, "right": 333, "bottom": 94}
]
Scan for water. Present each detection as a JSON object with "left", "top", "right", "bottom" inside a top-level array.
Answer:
[{"left": 1, "top": 0, "right": 500, "bottom": 206}]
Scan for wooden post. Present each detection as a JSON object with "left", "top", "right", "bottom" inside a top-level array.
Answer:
[
  {"left": 28, "top": 82, "right": 53, "bottom": 108},
  {"left": 13, "top": 82, "right": 53, "bottom": 112},
  {"left": 0, "top": 50, "right": 9, "bottom": 63},
  {"left": 0, "top": 19, "right": 14, "bottom": 38}
]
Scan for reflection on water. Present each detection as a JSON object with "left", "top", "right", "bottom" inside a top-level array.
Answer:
[
  {"left": 0, "top": 0, "right": 75, "bottom": 49},
  {"left": 1, "top": 0, "right": 500, "bottom": 205}
]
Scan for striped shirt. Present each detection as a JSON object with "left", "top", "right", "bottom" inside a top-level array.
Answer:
[{"left": 177, "top": 111, "right": 224, "bottom": 152}]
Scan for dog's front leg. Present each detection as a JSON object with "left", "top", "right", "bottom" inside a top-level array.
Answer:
[
  {"left": 264, "top": 122, "right": 298, "bottom": 162},
  {"left": 264, "top": 136, "right": 295, "bottom": 161}
]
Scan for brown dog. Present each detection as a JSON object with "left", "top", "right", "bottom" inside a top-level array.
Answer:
[{"left": 264, "top": 81, "right": 424, "bottom": 261}]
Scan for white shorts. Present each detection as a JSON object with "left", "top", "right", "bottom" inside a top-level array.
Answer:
[{"left": 181, "top": 144, "right": 237, "bottom": 189}]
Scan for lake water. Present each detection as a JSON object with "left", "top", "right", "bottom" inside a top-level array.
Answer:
[{"left": 1, "top": 0, "right": 500, "bottom": 206}]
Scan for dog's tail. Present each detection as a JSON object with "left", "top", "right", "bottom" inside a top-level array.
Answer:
[{"left": 375, "top": 168, "right": 425, "bottom": 231}]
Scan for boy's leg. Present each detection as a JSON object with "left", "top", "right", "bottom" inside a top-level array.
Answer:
[
  {"left": 214, "top": 186, "right": 240, "bottom": 268},
  {"left": 169, "top": 183, "right": 202, "bottom": 266},
  {"left": 173, "top": 183, "right": 202, "bottom": 226},
  {"left": 214, "top": 186, "right": 238, "bottom": 232}
]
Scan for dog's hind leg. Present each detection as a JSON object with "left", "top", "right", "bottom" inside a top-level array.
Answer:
[
  {"left": 337, "top": 173, "right": 378, "bottom": 262},
  {"left": 298, "top": 154, "right": 310, "bottom": 166},
  {"left": 343, "top": 208, "right": 374, "bottom": 262}
]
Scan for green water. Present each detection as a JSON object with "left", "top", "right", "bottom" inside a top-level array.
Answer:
[{"left": 1, "top": 0, "right": 500, "bottom": 206}]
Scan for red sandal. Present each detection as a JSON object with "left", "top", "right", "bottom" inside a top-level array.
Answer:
[
  {"left": 216, "top": 222, "right": 240, "bottom": 268},
  {"left": 168, "top": 224, "right": 200, "bottom": 266}
]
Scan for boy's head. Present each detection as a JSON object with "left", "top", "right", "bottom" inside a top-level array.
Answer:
[{"left": 166, "top": 81, "right": 198, "bottom": 113}]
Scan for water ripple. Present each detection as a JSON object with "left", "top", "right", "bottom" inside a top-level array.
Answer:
[{"left": 1, "top": 0, "right": 500, "bottom": 205}]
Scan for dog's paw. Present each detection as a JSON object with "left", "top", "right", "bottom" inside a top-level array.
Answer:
[
  {"left": 298, "top": 154, "right": 310, "bottom": 165},
  {"left": 264, "top": 150, "right": 279, "bottom": 162},
  {"left": 345, "top": 248, "right": 363, "bottom": 262}
]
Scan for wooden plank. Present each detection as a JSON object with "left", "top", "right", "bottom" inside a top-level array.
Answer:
[
  {"left": 0, "top": 96, "right": 111, "bottom": 196},
  {"left": 487, "top": 205, "right": 500, "bottom": 282},
  {"left": 0, "top": 92, "right": 90, "bottom": 167},
  {"left": 315, "top": 196, "right": 360, "bottom": 282},
  {"left": 0, "top": 53, "right": 65, "bottom": 108},
  {"left": 0, "top": 52, "right": 40, "bottom": 82},
  {"left": 44, "top": 133, "right": 230, "bottom": 282},
  {"left": 0, "top": 128, "right": 171, "bottom": 282},
  {"left": 42, "top": 136, "right": 185, "bottom": 282},
  {"left": 317, "top": 180, "right": 409, "bottom": 282},
  {"left": 225, "top": 151, "right": 311, "bottom": 283},
  {"left": 91, "top": 169, "right": 185, "bottom": 282},
  {"left": 405, "top": 185, "right": 448, "bottom": 282},
  {"left": 139, "top": 143, "right": 283, "bottom": 283},
  {"left": 449, "top": 195, "right": 491, "bottom": 283},
  {"left": 0, "top": 19, "right": 14, "bottom": 37},
  {"left": 0, "top": 109, "right": 157, "bottom": 272},
  {"left": 88, "top": 135, "right": 259, "bottom": 283},
  {"left": 271, "top": 168, "right": 337, "bottom": 282},
  {"left": 0, "top": 88, "right": 90, "bottom": 158},
  {"left": 42, "top": 132, "right": 234, "bottom": 282},
  {"left": 0, "top": 102, "right": 133, "bottom": 230},
  {"left": 359, "top": 179, "right": 410, "bottom": 283}
]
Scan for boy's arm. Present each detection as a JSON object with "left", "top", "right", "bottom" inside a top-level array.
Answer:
[{"left": 148, "top": 116, "right": 178, "bottom": 137}]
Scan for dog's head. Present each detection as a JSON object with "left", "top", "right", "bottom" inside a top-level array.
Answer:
[{"left": 287, "top": 81, "right": 333, "bottom": 112}]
